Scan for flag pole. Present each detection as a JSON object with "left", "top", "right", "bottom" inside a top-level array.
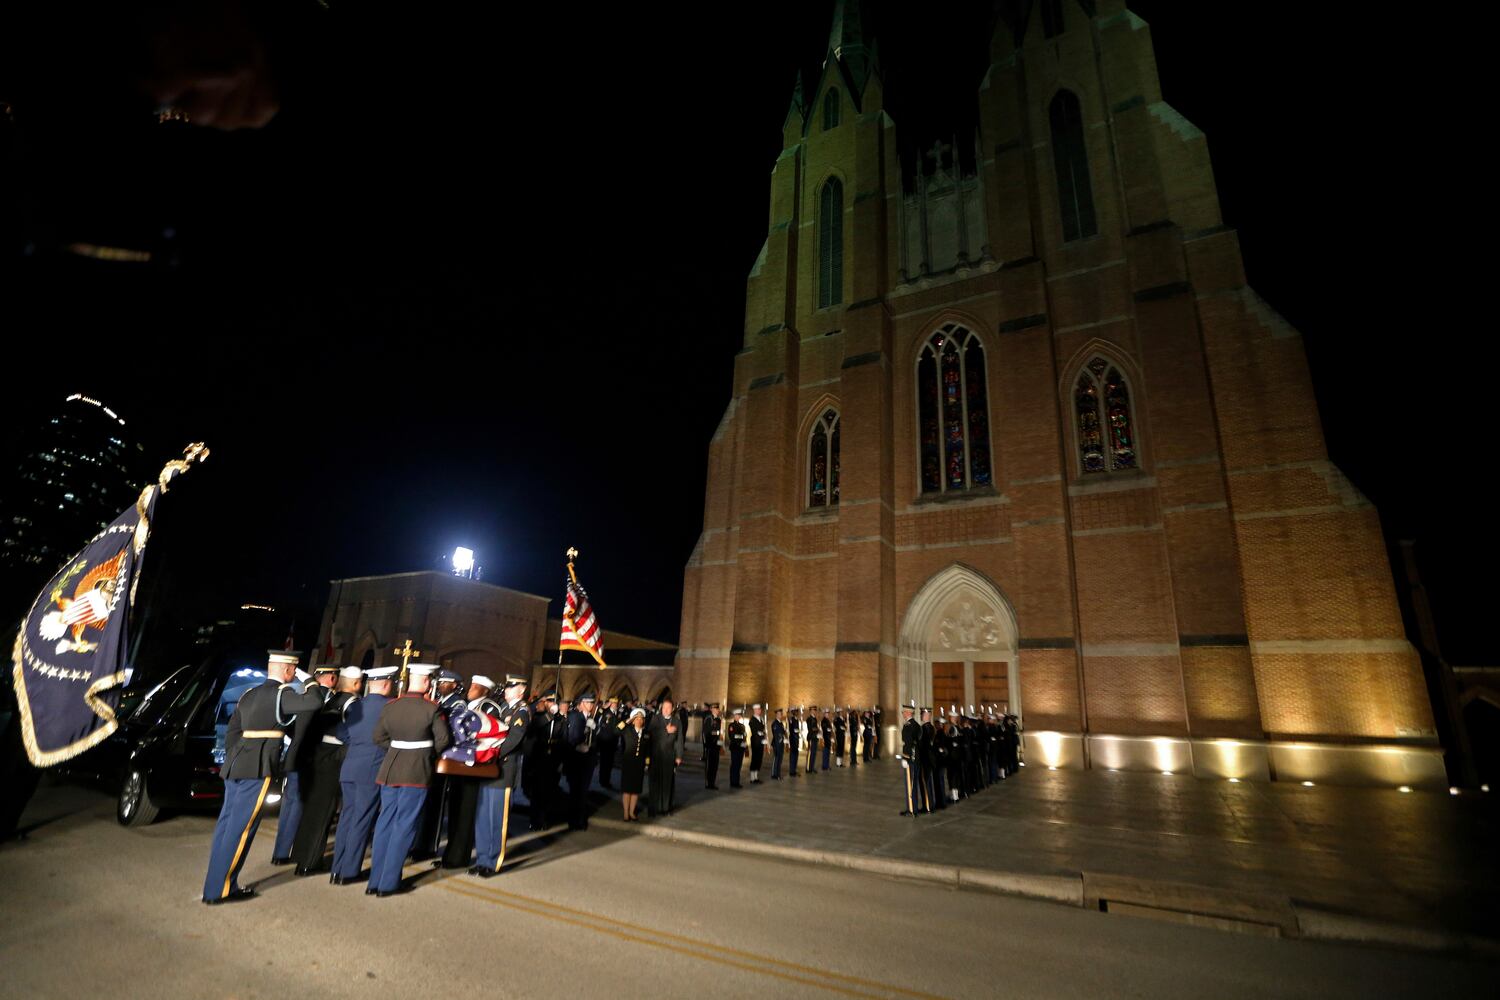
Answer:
[{"left": 557, "top": 546, "right": 578, "bottom": 700}]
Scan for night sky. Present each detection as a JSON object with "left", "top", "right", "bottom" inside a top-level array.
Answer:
[{"left": 1, "top": 2, "right": 1486, "bottom": 661}]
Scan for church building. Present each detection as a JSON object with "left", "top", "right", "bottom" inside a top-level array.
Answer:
[{"left": 672, "top": 0, "right": 1442, "bottom": 787}]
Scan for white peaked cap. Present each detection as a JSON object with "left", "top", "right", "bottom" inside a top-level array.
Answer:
[
  {"left": 470, "top": 675, "right": 496, "bottom": 689},
  {"left": 408, "top": 663, "right": 437, "bottom": 676},
  {"left": 339, "top": 666, "right": 363, "bottom": 679},
  {"left": 366, "top": 666, "right": 398, "bottom": 679},
  {"left": 294, "top": 669, "right": 311, "bottom": 682}
]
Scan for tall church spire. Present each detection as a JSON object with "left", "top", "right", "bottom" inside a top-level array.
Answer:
[{"left": 824, "top": 0, "right": 880, "bottom": 102}]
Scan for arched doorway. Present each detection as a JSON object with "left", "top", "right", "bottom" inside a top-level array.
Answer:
[{"left": 897, "top": 563, "right": 1020, "bottom": 718}]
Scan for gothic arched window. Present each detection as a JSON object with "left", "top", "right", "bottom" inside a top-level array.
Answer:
[
  {"left": 823, "top": 88, "right": 841, "bottom": 130},
  {"left": 808, "top": 408, "right": 841, "bottom": 508},
  {"left": 1075, "top": 357, "right": 1138, "bottom": 474},
  {"left": 819, "top": 178, "right": 844, "bottom": 308},
  {"left": 1049, "top": 90, "right": 1097, "bottom": 242},
  {"left": 916, "top": 324, "right": 993, "bottom": 495}
]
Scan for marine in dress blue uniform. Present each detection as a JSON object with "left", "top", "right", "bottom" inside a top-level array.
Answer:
[
  {"left": 787, "top": 708, "right": 802, "bottom": 777},
  {"left": 471, "top": 675, "right": 530, "bottom": 877},
  {"left": 201, "top": 651, "right": 325, "bottom": 904},
  {"left": 329, "top": 667, "right": 395, "bottom": 884},
  {"left": 366, "top": 664, "right": 450, "bottom": 896}
]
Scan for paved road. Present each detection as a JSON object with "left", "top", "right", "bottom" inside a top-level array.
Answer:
[{"left": 0, "top": 783, "right": 1489, "bottom": 1000}]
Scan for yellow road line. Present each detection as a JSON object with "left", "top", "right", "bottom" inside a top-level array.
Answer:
[{"left": 440, "top": 878, "right": 949, "bottom": 1000}]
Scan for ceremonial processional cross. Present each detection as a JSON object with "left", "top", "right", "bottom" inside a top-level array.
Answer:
[{"left": 394, "top": 637, "right": 422, "bottom": 692}]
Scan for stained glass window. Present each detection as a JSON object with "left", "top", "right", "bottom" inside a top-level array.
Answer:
[
  {"left": 1049, "top": 90, "right": 1097, "bottom": 242},
  {"left": 1076, "top": 357, "right": 1138, "bottom": 473},
  {"left": 916, "top": 324, "right": 994, "bottom": 495},
  {"left": 808, "top": 408, "right": 841, "bottom": 508},
  {"left": 1104, "top": 367, "right": 1137, "bottom": 469},
  {"left": 917, "top": 350, "right": 940, "bottom": 493},
  {"left": 823, "top": 89, "right": 840, "bottom": 131},
  {"left": 819, "top": 178, "right": 844, "bottom": 308}
]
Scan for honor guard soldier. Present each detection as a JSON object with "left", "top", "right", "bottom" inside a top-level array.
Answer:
[
  {"left": 201, "top": 650, "right": 325, "bottom": 904},
  {"left": 564, "top": 691, "right": 600, "bottom": 830},
  {"left": 803, "top": 707, "right": 818, "bottom": 778},
  {"left": 289, "top": 665, "right": 356, "bottom": 875},
  {"left": 366, "top": 664, "right": 450, "bottom": 896},
  {"left": 531, "top": 691, "right": 567, "bottom": 831},
  {"left": 471, "top": 675, "right": 530, "bottom": 877},
  {"left": 833, "top": 709, "right": 847, "bottom": 768},
  {"left": 725, "top": 707, "right": 747, "bottom": 789},
  {"left": 848, "top": 708, "right": 859, "bottom": 769},
  {"left": 862, "top": 710, "right": 875, "bottom": 762},
  {"left": 415, "top": 668, "right": 467, "bottom": 861},
  {"left": 596, "top": 696, "right": 622, "bottom": 790},
  {"left": 702, "top": 703, "right": 722, "bottom": 789},
  {"left": 438, "top": 674, "right": 502, "bottom": 870},
  {"left": 770, "top": 708, "right": 786, "bottom": 780},
  {"left": 330, "top": 666, "right": 393, "bottom": 883},
  {"left": 899, "top": 705, "right": 921, "bottom": 816},
  {"left": 270, "top": 667, "right": 319, "bottom": 865},
  {"left": 920, "top": 708, "right": 943, "bottom": 811},
  {"left": 820, "top": 710, "right": 833, "bottom": 771},
  {"left": 787, "top": 707, "right": 802, "bottom": 777},
  {"left": 872, "top": 705, "right": 883, "bottom": 759},
  {"left": 748, "top": 704, "right": 767, "bottom": 784}
]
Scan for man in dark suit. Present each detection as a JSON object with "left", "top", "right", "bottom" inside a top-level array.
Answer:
[
  {"left": 646, "top": 695, "right": 684, "bottom": 816},
  {"left": 770, "top": 708, "right": 786, "bottom": 780}
]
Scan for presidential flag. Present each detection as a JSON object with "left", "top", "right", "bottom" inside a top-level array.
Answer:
[
  {"left": 560, "top": 575, "right": 607, "bottom": 668},
  {"left": 11, "top": 443, "right": 208, "bottom": 766}
]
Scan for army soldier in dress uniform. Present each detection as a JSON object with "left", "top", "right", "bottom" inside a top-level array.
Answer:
[
  {"left": 899, "top": 705, "right": 921, "bottom": 817},
  {"left": 330, "top": 666, "right": 393, "bottom": 884},
  {"left": 439, "top": 674, "right": 502, "bottom": 870},
  {"left": 872, "top": 705, "right": 883, "bottom": 759},
  {"left": 701, "top": 703, "right": 722, "bottom": 789},
  {"left": 470, "top": 675, "right": 530, "bottom": 877},
  {"left": 770, "top": 708, "right": 786, "bottom": 780},
  {"left": 835, "top": 708, "right": 848, "bottom": 768},
  {"left": 201, "top": 651, "right": 326, "bottom": 904},
  {"left": 596, "top": 696, "right": 622, "bottom": 790},
  {"left": 748, "top": 704, "right": 767, "bottom": 784},
  {"left": 725, "top": 706, "right": 747, "bottom": 789},
  {"left": 564, "top": 691, "right": 600, "bottom": 831},
  {"left": 414, "top": 668, "right": 468, "bottom": 861},
  {"left": 269, "top": 667, "right": 320, "bottom": 865},
  {"left": 290, "top": 665, "right": 359, "bottom": 874},
  {"left": 366, "top": 664, "right": 450, "bottom": 896}
]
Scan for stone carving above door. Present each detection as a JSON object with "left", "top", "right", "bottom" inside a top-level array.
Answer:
[{"left": 937, "top": 599, "right": 1000, "bottom": 651}]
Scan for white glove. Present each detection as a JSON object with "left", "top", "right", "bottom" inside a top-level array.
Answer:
[
  {"left": 585, "top": 719, "right": 596, "bottom": 730},
  {"left": 900, "top": 759, "right": 909, "bottom": 769}
]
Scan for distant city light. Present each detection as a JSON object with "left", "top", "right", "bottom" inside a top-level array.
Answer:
[
  {"left": 1302, "top": 781, "right": 1315, "bottom": 787},
  {"left": 452, "top": 546, "right": 475, "bottom": 577},
  {"left": 240, "top": 604, "right": 274, "bottom": 611}
]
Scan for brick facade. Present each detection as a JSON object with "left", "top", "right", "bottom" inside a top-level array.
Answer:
[{"left": 673, "top": 2, "right": 1438, "bottom": 783}]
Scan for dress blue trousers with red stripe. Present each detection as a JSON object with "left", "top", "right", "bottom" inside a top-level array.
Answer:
[{"left": 368, "top": 785, "right": 427, "bottom": 892}]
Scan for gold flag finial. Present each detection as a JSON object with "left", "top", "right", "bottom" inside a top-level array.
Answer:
[{"left": 566, "top": 546, "right": 578, "bottom": 561}]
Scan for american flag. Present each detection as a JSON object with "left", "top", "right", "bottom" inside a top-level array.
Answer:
[{"left": 560, "top": 576, "right": 607, "bottom": 668}]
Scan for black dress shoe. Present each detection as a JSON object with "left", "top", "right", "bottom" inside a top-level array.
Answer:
[
  {"left": 269, "top": 856, "right": 292, "bottom": 866},
  {"left": 203, "top": 886, "right": 256, "bottom": 905},
  {"left": 294, "top": 866, "right": 317, "bottom": 877},
  {"left": 329, "top": 873, "right": 352, "bottom": 885},
  {"left": 364, "top": 886, "right": 378, "bottom": 895},
  {"left": 470, "top": 866, "right": 497, "bottom": 878},
  {"left": 899, "top": 810, "right": 913, "bottom": 817}
]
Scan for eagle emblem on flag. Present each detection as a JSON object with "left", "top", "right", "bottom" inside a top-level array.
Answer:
[{"left": 37, "top": 550, "right": 128, "bottom": 654}]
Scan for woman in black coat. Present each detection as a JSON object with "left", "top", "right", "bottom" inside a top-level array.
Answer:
[{"left": 618, "top": 708, "right": 649, "bottom": 820}]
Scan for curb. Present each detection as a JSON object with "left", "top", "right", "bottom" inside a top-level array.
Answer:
[{"left": 589, "top": 817, "right": 1498, "bottom": 959}]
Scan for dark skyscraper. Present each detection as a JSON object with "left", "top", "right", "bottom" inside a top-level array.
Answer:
[{"left": 1, "top": 394, "right": 148, "bottom": 615}]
